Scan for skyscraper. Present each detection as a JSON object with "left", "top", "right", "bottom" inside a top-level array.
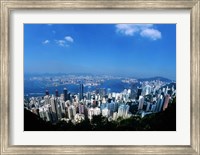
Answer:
[
  {"left": 79, "top": 104, "right": 85, "bottom": 114},
  {"left": 79, "top": 84, "right": 84, "bottom": 101},
  {"left": 137, "top": 88, "right": 142, "bottom": 99},
  {"left": 45, "top": 89, "right": 49, "bottom": 96},
  {"left": 118, "top": 104, "right": 130, "bottom": 118},
  {"left": 67, "top": 93, "right": 71, "bottom": 102},
  {"left": 63, "top": 88, "right": 68, "bottom": 101},
  {"left": 131, "top": 83, "right": 138, "bottom": 99},
  {"left": 55, "top": 89, "right": 59, "bottom": 97},
  {"left": 50, "top": 96, "right": 58, "bottom": 123},
  {"left": 44, "top": 95, "right": 50, "bottom": 105},
  {"left": 68, "top": 105, "right": 76, "bottom": 120},
  {"left": 163, "top": 94, "right": 170, "bottom": 111},
  {"left": 157, "top": 95, "right": 164, "bottom": 112},
  {"left": 138, "top": 95, "right": 144, "bottom": 110}
]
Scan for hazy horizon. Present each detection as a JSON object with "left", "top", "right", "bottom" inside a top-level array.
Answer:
[{"left": 24, "top": 72, "right": 176, "bottom": 81}]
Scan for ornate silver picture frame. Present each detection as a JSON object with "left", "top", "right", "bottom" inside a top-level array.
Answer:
[{"left": 0, "top": 0, "right": 199, "bottom": 154}]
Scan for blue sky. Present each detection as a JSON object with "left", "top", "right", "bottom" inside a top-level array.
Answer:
[{"left": 24, "top": 24, "right": 176, "bottom": 80}]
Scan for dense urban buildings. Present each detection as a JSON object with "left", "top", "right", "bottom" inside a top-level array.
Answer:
[{"left": 24, "top": 74, "right": 176, "bottom": 130}]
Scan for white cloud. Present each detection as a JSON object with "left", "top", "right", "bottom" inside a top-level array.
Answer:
[
  {"left": 140, "top": 28, "right": 161, "bottom": 40},
  {"left": 115, "top": 24, "right": 161, "bottom": 40},
  {"left": 116, "top": 24, "right": 138, "bottom": 36},
  {"left": 116, "top": 24, "right": 153, "bottom": 36},
  {"left": 55, "top": 36, "right": 74, "bottom": 47},
  {"left": 42, "top": 40, "right": 50, "bottom": 44},
  {"left": 64, "top": 36, "right": 74, "bottom": 43},
  {"left": 55, "top": 40, "right": 66, "bottom": 46}
]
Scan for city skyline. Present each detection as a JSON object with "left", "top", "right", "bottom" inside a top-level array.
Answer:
[
  {"left": 24, "top": 24, "right": 176, "bottom": 80},
  {"left": 24, "top": 74, "right": 176, "bottom": 131}
]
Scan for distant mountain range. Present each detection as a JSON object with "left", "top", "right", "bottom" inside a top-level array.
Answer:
[{"left": 138, "top": 76, "right": 174, "bottom": 83}]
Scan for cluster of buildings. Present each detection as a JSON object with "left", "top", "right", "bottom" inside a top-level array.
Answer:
[{"left": 24, "top": 80, "right": 176, "bottom": 124}]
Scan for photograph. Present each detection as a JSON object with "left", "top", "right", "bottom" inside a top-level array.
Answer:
[
  {"left": 1, "top": 0, "right": 199, "bottom": 154},
  {"left": 24, "top": 24, "right": 176, "bottom": 131}
]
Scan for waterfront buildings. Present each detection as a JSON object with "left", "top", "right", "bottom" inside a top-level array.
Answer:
[{"left": 25, "top": 78, "right": 176, "bottom": 126}]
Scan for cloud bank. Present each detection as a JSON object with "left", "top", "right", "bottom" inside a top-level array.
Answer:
[{"left": 115, "top": 24, "right": 161, "bottom": 40}]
